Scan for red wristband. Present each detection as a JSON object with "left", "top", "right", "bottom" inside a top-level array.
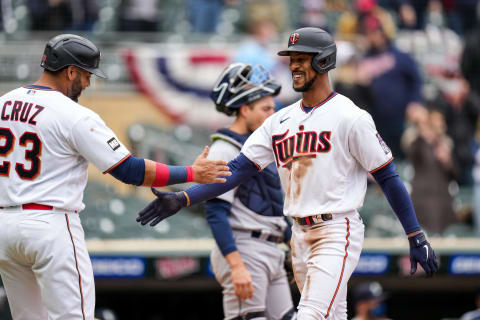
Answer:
[
  {"left": 186, "top": 166, "right": 194, "bottom": 183},
  {"left": 152, "top": 162, "right": 169, "bottom": 187}
]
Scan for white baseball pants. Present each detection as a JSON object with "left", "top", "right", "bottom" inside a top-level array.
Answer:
[
  {"left": 0, "top": 209, "right": 94, "bottom": 320},
  {"left": 291, "top": 212, "right": 364, "bottom": 320}
]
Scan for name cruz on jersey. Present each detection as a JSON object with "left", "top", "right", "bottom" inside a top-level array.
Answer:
[
  {"left": 272, "top": 125, "right": 332, "bottom": 169},
  {"left": 1, "top": 100, "right": 46, "bottom": 125}
]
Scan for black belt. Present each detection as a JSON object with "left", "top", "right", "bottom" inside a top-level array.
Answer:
[
  {"left": 294, "top": 213, "right": 333, "bottom": 226},
  {"left": 251, "top": 231, "right": 283, "bottom": 243},
  {"left": 231, "top": 311, "right": 266, "bottom": 320}
]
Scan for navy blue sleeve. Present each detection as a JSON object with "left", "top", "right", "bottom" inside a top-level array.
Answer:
[
  {"left": 186, "top": 153, "right": 260, "bottom": 205},
  {"left": 109, "top": 155, "right": 145, "bottom": 186},
  {"left": 205, "top": 199, "right": 237, "bottom": 256},
  {"left": 372, "top": 161, "right": 421, "bottom": 234}
]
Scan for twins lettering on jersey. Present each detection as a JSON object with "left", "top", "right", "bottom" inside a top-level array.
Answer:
[
  {"left": 272, "top": 124, "right": 331, "bottom": 169},
  {"left": 1, "top": 100, "right": 45, "bottom": 125}
]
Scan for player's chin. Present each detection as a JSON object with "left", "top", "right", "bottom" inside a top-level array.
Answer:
[{"left": 293, "top": 83, "right": 307, "bottom": 92}]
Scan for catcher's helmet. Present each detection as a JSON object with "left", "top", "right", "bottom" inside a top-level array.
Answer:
[
  {"left": 277, "top": 27, "right": 336, "bottom": 74},
  {"left": 211, "top": 63, "right": 281, "bottom": 116},
  {"left": 40, "top": 34, "right": 107, "bottom": 79}
]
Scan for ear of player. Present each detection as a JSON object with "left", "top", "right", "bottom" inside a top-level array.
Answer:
[
  {"left": 136, "top": 188, "right": 186, "bottom": 226},
  {"left": 408, "top": 232, "right": 439, "bottom": 277}
]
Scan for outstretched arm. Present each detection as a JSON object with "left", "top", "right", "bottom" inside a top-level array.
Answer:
[
  {"left": 108, "top": 146, "right": 231, "bottom": 186},
  {"left": 372, "top": 161, "right": 439, "bottom": 276},
  {"left": 136, "top": 153, "right": 260, "bottom": 226}
]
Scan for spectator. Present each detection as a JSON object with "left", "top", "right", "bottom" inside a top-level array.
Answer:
[
  {"left": 460, "top": 286, "right": 480, "bottom": 320},
  {"left": 119, "top": 0, "right": 159, "bottom": 32},
  {"left": 69, "top": 0, "right": 98, "bottom": 31},
  {"left": 233, "top": 19, "right": 298, "bottom": 108},
  {"left": 442, "top": 0, "right": 479, "bottom": 35},
  {"left": 461, "top": 13, "right": 480, "bottom": 97},
  {"left": 336, "top": 0, "right": 397, "bottom": 41},
  {"left": 462, "top": 14, "right": 480, "bottom": 235},
  {"left": 243, "top": 0, "right": 289, "bottom": 33},
  {"left": 356, "top": 14, "right": 423, "bottom": 158},
  {"left": 297, "top": 0, "right": 330, "bottom": 31},
  {"left": 352, "top": 281, "right": 392, "bottom": 320},
  {"left": 26, "top": 0, "right": 71, "bottom": 31},
  {"left": 187, "top": 0, "right": 226, "bottom": 33},
  {"left": 431, "top": 74, "right": 480, "bottom": 186},
  {"left": 402, "top": 105, "right": 457, "bottom": 235}
]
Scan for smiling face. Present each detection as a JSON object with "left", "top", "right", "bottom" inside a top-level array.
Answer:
[{"left": 289, "top": 52, "right": 318, "bottom": 92}]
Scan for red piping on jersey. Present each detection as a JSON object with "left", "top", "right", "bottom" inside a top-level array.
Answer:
[
  {"left": 23, "top": 85, "right": 56, "bottom": 91},
  {"left": 369, "top": 157, "right": 394, "bottom": 174},
  {"left": 325, "top": 217, "right": 350, "bottom": 319},
  {"left": 300, "top": 91, "right": 337, "bottom": 113},
  {"left": 65, "top": 214, "right": 86, "bottom": 320},
  {"left": 103, "top": 154, "right": 132, "bottom": 174}
]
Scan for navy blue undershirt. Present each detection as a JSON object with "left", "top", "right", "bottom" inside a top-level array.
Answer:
[
  {"left": 110, "top": 156, "right": 145, "bottom": 186},
  {"left": 371, "top": 161, "right": 421, "bottom": 234},
  {"left": 205, "top": 199, "right": 237, "bottom": 256}
]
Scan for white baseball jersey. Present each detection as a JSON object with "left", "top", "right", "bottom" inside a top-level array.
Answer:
[
  {"left": 0, "top": 85, "right": 130, "bottom": 211},
  {"left": 242, "top": 92, "right": 393, "bottom": 218}
]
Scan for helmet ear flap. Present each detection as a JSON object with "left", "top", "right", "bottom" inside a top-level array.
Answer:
[{"left": 312, "top": 51, "right": 336, "bottom": 74}]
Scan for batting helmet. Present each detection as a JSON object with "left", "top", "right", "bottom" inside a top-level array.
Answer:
[
  {"left": 210, "top": 63, "right": 281, "bottom": 116},
  {"left": 40, "top": 34, "right": 107, "bottom": 79},
  {"left": 277, "top": 27, "right": 336, "bottom": 74}
]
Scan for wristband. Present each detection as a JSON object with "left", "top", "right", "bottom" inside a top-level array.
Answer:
[
  {"left": 152, "top": 163, "right": 169, "bottom": 187},
  {"left": 186, "top": 166, "right": 194, "bottom": 183}
]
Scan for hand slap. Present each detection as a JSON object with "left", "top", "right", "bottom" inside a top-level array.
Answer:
[{"left": 136, "top": 188, "right": 186, "bottom": 226}]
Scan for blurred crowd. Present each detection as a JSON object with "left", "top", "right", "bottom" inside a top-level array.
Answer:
[{"left": 1, "top": 0, "right": 480, "bottom": 237}]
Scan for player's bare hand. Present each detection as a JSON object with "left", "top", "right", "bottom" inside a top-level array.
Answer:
[
  {"left": 192, "top": 146, "right": 231, "bottom": 184},
  {"left": 231, "top": 265, "right": 254, "bottom": 300}
]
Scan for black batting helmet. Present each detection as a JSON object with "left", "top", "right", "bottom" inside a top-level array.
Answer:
[
  {"left": 278, "top": 27, "right": 336, "bottom": 74},
  {"left": 210, "top": 63, "right": 281, "bottom": 116},
  {"left": 41, "top": 34, "right": 107, "bottom": 79}
]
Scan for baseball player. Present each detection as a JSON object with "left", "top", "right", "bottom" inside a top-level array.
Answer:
[
  {"left": 205, "top": 62, "right": 295, "bottom": 320},
  {"left": 137, "top": 27, "right": 439, "bottom": 319},
  {"left": 0, "top": 34, "right": 230, "bottom": 320}
]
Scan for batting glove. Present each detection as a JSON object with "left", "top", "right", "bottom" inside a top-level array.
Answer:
[
  {"left": 136, "top": 188, "right": 187, "bottom": 226},
  {"left": 408, "top": 232, "right": 438, "bottom": 277}
]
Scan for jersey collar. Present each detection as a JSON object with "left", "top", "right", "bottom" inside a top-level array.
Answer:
[
  {"left": 300, "top": 91, "right": 337, "bottom": 113},
  {"left": 23, "top": 84, "right": 55, "bottom": 91}
]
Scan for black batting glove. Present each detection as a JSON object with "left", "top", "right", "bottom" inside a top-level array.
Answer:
[
  {"left": 136, "top": 188, "right": 187, "bottom": 226},
  {"left": 408, "top": 232, "right": 439, "bottom": 277}
]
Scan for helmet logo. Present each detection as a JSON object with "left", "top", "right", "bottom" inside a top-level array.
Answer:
[
  {"left": 41, "top": 54, "right": 47, "bottom": 66},
  {"left": 289, "top": 33, "right": 300, "bottom": 45}
]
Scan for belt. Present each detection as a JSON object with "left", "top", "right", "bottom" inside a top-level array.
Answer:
[
  {"left": 251, "top": 231, "right": 284, "bottom": 244},
  {"left": 0, "top": 203, "right": 54, "bottom": 210},
  {"left": 294, "top": 213, "right": 333, "bottom": 226},
  {"left": 231, "top": 311, "right": 266, "bottom": 320}
]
